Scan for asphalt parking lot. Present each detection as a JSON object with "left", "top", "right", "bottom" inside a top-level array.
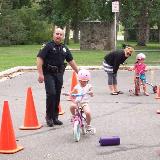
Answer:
[{"left": 0, "top": 69, "right": 160, "bottom": 160}]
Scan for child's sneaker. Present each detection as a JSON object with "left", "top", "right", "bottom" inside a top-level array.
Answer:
[
  {"left": 86, "top": 125, "right": 92, "bottom": 131},
  {"left": 86, "top": 125, "right": 96, "bottom": 134}
]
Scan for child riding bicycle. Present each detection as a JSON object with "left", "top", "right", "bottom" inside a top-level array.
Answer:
[
  {"left": 128, "top": 53, "right": 149, "bottom": 96},
  {"left": 70, "top": 69, "right": 95, "bottom": 132}
]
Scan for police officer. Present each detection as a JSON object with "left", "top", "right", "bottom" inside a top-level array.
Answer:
[{"left": 37, "top": 28, "right": 78, "bottom": 127}]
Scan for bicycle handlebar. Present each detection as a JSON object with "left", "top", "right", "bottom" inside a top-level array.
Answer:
[
  {"left": 62, "top": 92, "right": 91, "bottom": 97},
  {"left": 71, "top": 93, "right": 84, "bottom": 96}
]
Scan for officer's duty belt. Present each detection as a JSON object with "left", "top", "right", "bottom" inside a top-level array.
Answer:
[{"left": 46, "top": 64, "right": 66, "bottom": 73}]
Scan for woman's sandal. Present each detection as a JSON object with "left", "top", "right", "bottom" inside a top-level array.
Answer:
[
  {"left": 110, "top": 92, "right": 118, "bottom": 95},
  {"left": 117, "top": 91, "right": 124, "bottom": 94}
]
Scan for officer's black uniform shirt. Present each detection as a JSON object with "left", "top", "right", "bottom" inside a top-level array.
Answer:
[
  {"left": 37, "top": 41, "right": 73, "bottom": 74},
  {"left": 104, "top": 50, "right": 127, "bottom": 74}
]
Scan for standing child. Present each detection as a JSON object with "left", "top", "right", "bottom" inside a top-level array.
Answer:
[
  {"left": 129, "top": 53, "right": 149, "bottom": 96},
  {"left": 70, "top": 69, "right": 94, "bottom": 131}
]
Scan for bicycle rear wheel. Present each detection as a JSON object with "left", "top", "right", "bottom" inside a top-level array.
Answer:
[
  {"left": 153, "top": 85, "right": 157, "bottom": 93},
  {"left": 73, "top": 120, "right": 81, "bottom": 142}
]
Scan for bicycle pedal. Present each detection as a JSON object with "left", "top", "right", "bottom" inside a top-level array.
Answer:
[{"left": 86, "top": 128, "right": 96, "bottom": 134}]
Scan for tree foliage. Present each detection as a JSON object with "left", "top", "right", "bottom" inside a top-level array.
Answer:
[
  {"left": 120, "top": 0, "right": 160, "bottom": 45},
  {"left": 0, "top": 0, "right": 160, "bottom": 45},
  {"left": 0, "top": 0, "right": 51, "bottom": 45}
]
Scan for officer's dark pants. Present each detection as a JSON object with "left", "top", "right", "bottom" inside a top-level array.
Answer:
[{"left": 44, "top": 73, "right": 63, "bottom": 121}]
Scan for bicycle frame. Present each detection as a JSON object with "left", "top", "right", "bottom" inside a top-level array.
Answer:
[
  {"left": 135, "top": 75, "right": 141, "bottom": 96},
  {"left": 72, "top": 103, "right": 86, "bottom": 130},
  {"left": 134, "top": 73, "right": 157, "bottom": 95},
  {"left": 71, "top": 95, "right": 87, "bottom": 142}
]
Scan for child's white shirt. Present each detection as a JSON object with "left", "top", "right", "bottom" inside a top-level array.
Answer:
[{"left": 74, "top": 83, "right": 92, "bottom": 103}]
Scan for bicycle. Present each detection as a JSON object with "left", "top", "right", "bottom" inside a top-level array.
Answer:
[
  {"left": 139, "top": 73, "right": 157, "bottom": 93},
  {"left": 129, "top": 72, "right": 157, "bottom": 95},
  {"left": 63, "top": 92, "right": 96, "bottom": 142}
]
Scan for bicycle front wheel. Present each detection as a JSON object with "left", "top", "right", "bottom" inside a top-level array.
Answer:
[
  {"left": 135, "top": 78, "right": 140, "bottom": 95},
  {"left": 73, "top": 120, "right": 81, "bottom": 142}
]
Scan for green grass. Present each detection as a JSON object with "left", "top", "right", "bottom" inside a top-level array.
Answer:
[
  {"left": 72, "top": 50, "right": 105, "bottom": 66},
  {"left": 0, "top": 41, "right": 160, "bottom": 72},
  {"left": 125, "top": 52, "right": 160, "bottom": 65},
  {"left": 117, "top": 41, "right": 160, "bottom": 50},
  {"left": 0, "top": 45, "right": 41, "bottom": 71},
  {"left": 68, "top": 40, "right": 160, "bottom": 50}
]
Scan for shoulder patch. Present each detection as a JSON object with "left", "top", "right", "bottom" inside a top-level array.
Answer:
[{"left": 41, "top": 43, "right": 46, "bottom": 50}]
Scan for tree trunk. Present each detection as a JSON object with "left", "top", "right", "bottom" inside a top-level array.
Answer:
[
  {"left": 73, "top": 25, "right": 79, "bottom": 43},
  {"left": 137, "top": 23, "right": 149, "bottom": 46},
  {"left": 64, "top": 23, "right": 70, "bottom": 45},
  {"left": 124, "top": 28, "right": 128, "bottom": 42},
  {"left": 136, "top": 7, "right": 149, "bottom": 46}
]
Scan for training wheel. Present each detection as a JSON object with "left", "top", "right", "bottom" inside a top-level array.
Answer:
[
  {"left": 99, "top": 136, "right": 120, "bottom": 146},
  {"left": 156, "top": 109, "right": 160, "bottom": 114}
]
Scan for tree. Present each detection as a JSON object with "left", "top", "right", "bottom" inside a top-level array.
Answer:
[
  {"left": 0, "top": 0, "right": 51, "bottom": 45},
  {"left": 150, "top": 0, "right": 160, "bottom": 43},
  {"left": 0, "top": 11, "right": 26, "bottom": 45},
  {"left": 90, "top": 0, "right": 113, "bottom": 22},
  {"left": 17, "top": 7, "right": 51, "bottom": 44},
  {"left": 120, "top": 0, "right": 160, "bottom": 46},
  {"left": 0, "top": 0, "right": 27, "bottom": 45},
  {"left": 38, "top": 0, "right": 93, "bottom": 43},
  {"left": 12, "top": 0, "right": 32, "bottom": 9}
]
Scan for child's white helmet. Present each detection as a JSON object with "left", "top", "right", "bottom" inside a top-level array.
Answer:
[{"left": 136, "top": 53, "right": 146, "bottom": 60}]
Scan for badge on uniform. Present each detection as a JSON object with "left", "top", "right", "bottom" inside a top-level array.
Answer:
[
  {"left": 52, "top": 47, "right": 56, "bottom": 51},
  {"left": 63, "top": 47, "right": 66, "bottom": 52}
]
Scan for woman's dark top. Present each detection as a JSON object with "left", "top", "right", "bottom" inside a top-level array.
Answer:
[{"left": 104, "top": 50, "right": 127, "bottom": 74}]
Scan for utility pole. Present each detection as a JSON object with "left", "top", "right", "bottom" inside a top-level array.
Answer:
[{"left": 112, "top": 1, "right": 119, "bottom": 49}]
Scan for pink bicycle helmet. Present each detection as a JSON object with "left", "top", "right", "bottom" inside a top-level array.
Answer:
[{"left": 78, "top": 69, "right": 91, "bottom": 81}]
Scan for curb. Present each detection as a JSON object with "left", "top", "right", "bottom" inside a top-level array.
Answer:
[{"left": 0, "top": 66, "right": 160, "bottom": 81}]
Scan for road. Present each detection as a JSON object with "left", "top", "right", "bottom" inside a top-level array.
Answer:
[{"left": 0, "top": 70, "right": 160, "bottom": 160}]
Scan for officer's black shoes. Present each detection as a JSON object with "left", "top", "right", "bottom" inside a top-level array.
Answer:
[
  {"left": 53, "top": 119, "right": 63, "bottom": 125},
  {"left": 46, "top": 117, "right": 54, "bottom": 127},
  {"left": 47, "top": 120, "right": 54, "bottom": 127}
]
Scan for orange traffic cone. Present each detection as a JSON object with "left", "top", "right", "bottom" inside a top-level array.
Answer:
[
  {"left": 58, "top": 103, "right": 65, "bottom": 115},
  {"left": 19, "top": 87, "right": 42, "bottom": 130},
  {"left": 70, "top": 71, "right": 78, "bottom": 91},
  {"left": 155, "top": 86, "right": 160, "bottom": 99},
  {"left": 0, "top": 101, "right": 23, "bottom": 154},
  {"left": 67, "top": 71, "right": 78, "bottom": 101}
]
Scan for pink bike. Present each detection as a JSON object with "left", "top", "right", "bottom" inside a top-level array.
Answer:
[{"left": 63, "top": 93, "right": 96, "bottom": 142}]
